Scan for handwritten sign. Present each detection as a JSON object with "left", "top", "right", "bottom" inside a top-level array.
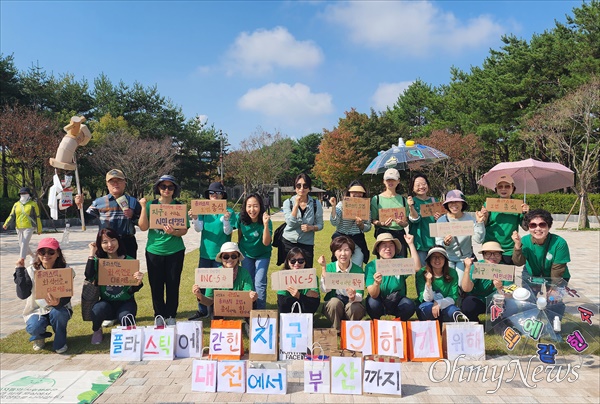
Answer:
[
  {"left": 270, "top": 268, "right": 317, "bottom": 291},
  {"left": 191, "top": 199, "right": 227, "bottom": 215},
  {"left": 363, "top": 360, "right": 402, "bottom": 396},
  {"left": 472, "top": 262, "right": 515, "bottom": 282},
  {"left": 444, "top": 323, "right": 485, "bottom": 361},
  {"left": 195, "top": 268, "right": 234, "bottom": 289},
  {"left": 420, "top": 202, "right": 447, "bottom": 217},
  {"left": 149, "top": 204, "right": 187, "bottom": 229},
  {"left": 379, "top": 208, "right": 405, "bottom": 223},
  {"left": 429, "top": 221, "right": 474, "bottom": 237},
  {"left": 325, "top": 272, "right": 364, "bottom": 291},
  {"left": 98, "top": 259, "right": 139, "bottom": 286},
  {"left": 34, "top": 268, "right": 73, "bottom": 299},
  {"left": 376, "top": 258, "right": 416, "bottom": 276},
  {"left": 213, "top": 290, "right": 253, "bottom": 317},
  {"left": 331, "top": 356, "right": 362, "bottom": 395},
  {"left": 342, "top": 197, "right": 370, "bottom": 220},
  {"left": 375, "top": 320, "right": 406, "bottom": 358},
  {"left": 407, "top": 320, "right": 442, "bottom": 361},
  {"left": 191, "top": 359, "right": 218, "bottom": 392},
  {"left": 247, "top": 366, "right": 287, "bottom": 395},
  {"left": 216, "top": 360, "right": 245, "bottom": 393},
  {"left": 343, "top": 320, "right": 374, "bottom": 355},
  {"left": 486, "top": 198, "right": 524, "bottom": 214}
]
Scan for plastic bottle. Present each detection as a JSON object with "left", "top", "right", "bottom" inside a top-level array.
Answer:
[
  {"left": 61, "top": 223, "right": 70, "bottom": 245},
  {"left": 553, "top": 316, "right": 561, "bottom": 332}
]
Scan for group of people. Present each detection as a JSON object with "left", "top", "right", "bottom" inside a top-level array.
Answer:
[{"left": 11, "top": 167, "right": 571, "bottom": 352}]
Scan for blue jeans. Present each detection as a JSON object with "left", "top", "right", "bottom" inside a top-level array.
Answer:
[
  {"left": 242, "top": 256, "right": 270, "bottom": 310},
  {"left": 417, "top": 301, "right": 460, "bottom": 322},
  {"left": 91, "top": 299, "right": 137, "bottom": 331},
  {"left": 26, "top": 307, "right": 71, "bottom": 350},
  {"left": 366, "top": 295, "right": 416, "bottom": 321},
  {"left": 198, "top": 257, "right": 219, "bottom": 315}
]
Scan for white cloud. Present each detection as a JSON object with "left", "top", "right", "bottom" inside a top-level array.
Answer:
[
  {"left": 371, "top": 81, "right": 413, "bottom": 111},
  {"left": 323, "top": 1, "right": 504, "bottom": 56},
  {"left": 225, "top": 26, "right": 324, "bottom": 75},
  {"left": 238, "top": 83, "right": 334, "bottom": 122}
]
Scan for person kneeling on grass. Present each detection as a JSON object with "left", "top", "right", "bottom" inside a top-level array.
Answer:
[
  {"left": 85, "top": 227, "right": 144, "bottom": 344},
  {"left": 14, "top": 238, "right": 74, "bottom": 353}
]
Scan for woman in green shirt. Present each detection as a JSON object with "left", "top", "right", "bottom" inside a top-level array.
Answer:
[
  {"left": 277, "top": 248, "right": 320, "bottom": 314},
  {"left": 407, "top": 173, "right": 439, "bottom": 267}
]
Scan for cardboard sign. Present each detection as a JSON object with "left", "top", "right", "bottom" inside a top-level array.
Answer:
[
  {"left": 270, "top": 268, "right": 318, "bottom": 291},
  {"left": 472, "top": 262, "right": 515, "bottom": 282},
  {"left": 342, "top": 197, "right": 370, "bottom": 220},
  {"left": 213, "top": 290, "right": 253, "bottom": 317},
  {"left": 191, "top": 199, "right": 227, "bottom": 215},
  {"left": 191, "top": 359, "right": 218, "bottom": 392},
  {"left": 149, "top": 203, "right": 187, "bottom": 229},
  {"left": 486, "top": 198, "right": 524, "bottom": 214},
  {"left": 379, "top": 208, "right": 405, "bottom": 223},
  {"left": 195, "top": 268, "right": 234, "bottom": 289},
  {"left": 429, "top": 221, "right": 474, "bottom": 237},
  {"left": 420, "top": 202, "right": 447, "bottom": 217},
  {"left": 34, "top": 268, "right": 73, "bottom": 299},
  {"left": 217, "top": 360, "right": 246, "bottom": 393},
  {"left": 324, "top": 272, "right": 364, "bottom": 291},
  {"left": 97, "top": 259, "right": 140, "bottom": 286},
  {"left": 376, "top": 258, "right": 416, "bottom": 276},
  {"left": 363, "top": 359, "right": 402, "bottom": 396}
]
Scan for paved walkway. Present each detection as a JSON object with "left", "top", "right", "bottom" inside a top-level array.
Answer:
[{"left": 1, "top": 213, "right": 598, "bottom": 403}]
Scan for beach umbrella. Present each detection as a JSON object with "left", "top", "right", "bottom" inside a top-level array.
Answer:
[{"left": 363, "top": 138, "right": 449, "bottom": 175}]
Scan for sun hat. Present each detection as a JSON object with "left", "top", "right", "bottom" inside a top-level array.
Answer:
[
  {"left": 204, "top": 182, "right": 227, "bottom": 199},
  {"left": 426, "top": 246, "right": 449, "bottom": 261},
  {"left": 153, "top": 175, "right": 181, "bottom": 198},
  {"left": 105, "top": 169, "right": 126, "bottom": 181},
  {"left": 383, "top": 168, "right": 400, "bottom": 181},
  {"left": 372, "top": 233, "right": 402, "bottom": 255},
  {"left": 442, "top": 189, "right": 468, "bottom": 211},
  {"left": 215, "top": 242, "right": 244, "bottom": 262},
  {"left": 495, "top": 175, "right": 515, "bottom": 186},
  {"left": 480, "top": 241, "right": 505, "bottom": 253},
  {"left": 37, "top": 238, "right": 60, "bottom": 251},
  {"left": 348, "top": 185, "right": 366, "bottom": 194},
  {"left": 19, "top": 187, "right": 32, "bottom": 195},
  {"left": 513, "top": 287, "right": 531, "bottom": 301}
]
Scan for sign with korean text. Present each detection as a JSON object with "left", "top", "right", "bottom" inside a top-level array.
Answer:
[
  {"left": 325, "top": 272, "right": 364, "bottom": 291},
  {"left": 342, "top": 197, "right": 370, "bottom": 220},
  {"left": 149, "top": 203, "right": 187, "bottom": 229},
  {"left": 246, "top": 366, "right": 287, "bottom": 395},
  {"left": 443, "top": 323, "right": 485, "bottom": 361},
  {"left": 420, "top": 202, "right": 447, "bottom": 217},
  {"left": 176, "top": 321, "right": 203, "bottom": 358},
  {"left": 407, "top": 320, "right": 442, "bottom": 361},
  {"left": 142, "top": 325, "right": 175, "bottom": 360},
  {"left": 376, "top": 258, "right": 415, "bottom": 276},
  {"left": 98, "top": 259, "right": 139, "bottom": 286},
  {"left": 331, "top": 356, "right": 362, "bottom": 395},
  {"left": 374, "top": 320, "right": 406, "bottom": 359},
  {"left": 486, "top": 198, "right": 524, "bottom": 214},
  {"left": 191, "top": 199, "right": 227, "bottom": 215},
  {"left": 342, "top": 320, "right": 374, "bottom": 355},
  {"left": 270, "top": 268, "right": 317, "bottom": 291},
  {"left": 472, "top": 262, "right": 515, "bottom": 282},
  {"left": 34, "top": 268, "right": 73, "bottom": 299},
  {"left": 213, "top": 290, "right": 253, "bottom": 317},
  {"left": 195, "top": 267, "right": 234, "bottom": 289},
  {"left": 429, "top": 221, "right": 474, "bottom": 237},
  {"left": 379, "top": 208, "right": 405, "bottom": 223},
  {"left": 216, "top": 360, "right": 246, "bottom": 393},
  {"left": 191, "top": 359, "right": 217, "bottom": 392},
  {"left": 363, "top": 359, "right": 402, "bottom": 396},
  {"left": 210, "top": 329, "right": 243, "bottom": 359}
]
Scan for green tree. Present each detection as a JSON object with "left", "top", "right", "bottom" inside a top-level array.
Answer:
[
  {"left": 0, "top": 54, "right": 24, "bottom": 106},
  {"left": 387, "top": 79, "right": 441, "bottom": 139},
  {"left": 282, "top": 132, "right": 322, "bottom": 185}
]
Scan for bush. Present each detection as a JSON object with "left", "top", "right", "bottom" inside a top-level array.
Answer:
[{"left": 465, "top": 193, "right": 600, "bottom": 214}]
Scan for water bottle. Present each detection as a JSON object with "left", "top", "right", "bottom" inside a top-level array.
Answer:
[
  {"left": 61, "top": 223, "right": 71, "bottom": 245},
  {"left": 553, "top": 316, "right": 561, "bottom": 332}
]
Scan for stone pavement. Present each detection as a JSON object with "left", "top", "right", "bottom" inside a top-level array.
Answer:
[{"left": 1, "top": 214, "right": 599, "bottom": 403}]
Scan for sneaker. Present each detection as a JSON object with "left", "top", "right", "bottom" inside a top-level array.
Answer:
[
  {"left": 33, "top": 339, "right": 45, "bottom": 351},
  {"left": 102, "top": 319, "right": 116, "bottom": 328},
  {"left": 55, "top": 344, "right": 68, "bottom": 354},
  {"left": 187, "top": 311, "right": 208, "bottom": 321},
  {"left": 165, "top": 317, "right": 176, "bottom": 326},
  {"left": 91, "top": 329, "right": 103, "bottom": 345},
  {"left": 155, "top": 317, "right": 165, "bottom": 327}
]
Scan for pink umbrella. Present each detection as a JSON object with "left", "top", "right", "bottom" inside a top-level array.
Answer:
[{"left": 477, "top": 158, "right": 574, "bottom": 202}]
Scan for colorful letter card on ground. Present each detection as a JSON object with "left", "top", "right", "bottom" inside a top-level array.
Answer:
[
  {"left": 191, "top": 359, "right": 217, "bottom": 392},
  {"left": 374, "top": 320, "right": 407, "bottom": 360},
  {"left": 175, "top": 321, "right": 203, "bottom": 358},
  {"left": 98, "top": 259, "right": 139, "bottom": 286},
  {"left": 270, "top": 268, "right": 318, "bottom": 291},
  {"left": 407, "top": 321, "right": 443, "bottom": 361},
  {"left": 194, "top": 267, "right": 234, "bottom": 289},
  {"left": 249, "top": 310, "right": 278, "bottom": 361},
  {"left": 217, "top": 360, "right": 246, "bottom": 393},
  {"left": 246, "top": 362, "right": 287, "bottom": 395},
  {"left": 149, "top": 203, "right": 187, "bottom": 229},
  {"left": 342, "top": 320, "right": 374, "bottom": 356},
  {"left": 34, "top": 268, "right": 74, "bottom": 299},
  {"left": 279, "top": 309, "right": 313, "bottom": 360},
  {"left": 142, "top": 323, "right": 175, "bottom": 360},
  {"left": 331, "top": 355, "right": 362, "bottom": 395},
  {"left": 209, "top": 320, "right": 244, "bottom": 360},
  {"left": 442, "top": 322, "right": 485, "bottom": 361},
  {"left": 110, "top": 325, "right": 143, "bottom": 361},
  {"left": 363, "top": 358, "right": 402, "bottom": 396},
  {"left": 304, "top": 353, "right": 330, "bottom": 393}
]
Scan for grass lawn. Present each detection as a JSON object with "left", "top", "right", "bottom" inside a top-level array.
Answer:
[{"left": 1, "top": 221, "right": 597, "bottom": 357}]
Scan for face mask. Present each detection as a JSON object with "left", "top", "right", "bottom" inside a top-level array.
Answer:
[{"left": 19, "top": 194, "right": 30, "bottom": 204}]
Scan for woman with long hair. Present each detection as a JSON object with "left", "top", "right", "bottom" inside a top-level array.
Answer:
[{"left": 277, "top": 248, "right": 320, "bottom": 314}]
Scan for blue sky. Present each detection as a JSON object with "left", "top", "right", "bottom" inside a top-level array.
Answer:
[{"left": 1, "top": 1, "right": 581, "bottom": 147}]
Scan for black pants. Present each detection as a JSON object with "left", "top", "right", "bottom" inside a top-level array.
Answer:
[
  {"left": 278, "top": 237, "right": 314, "bottom": 268},
  {"left": 121, "top": 235, "right": 138, "bottom": 259},
  {"left": 91, "top": 299, "right": 137, "bottom": 331},
  {"left": 277, "top": 294, "right": 320, "bottom": 314},
  {"left": 461, "top": 295, "right": 486, "bottom": 322},
  {"left": 145, "top": 249, "right": 185, "bottom": 318}
]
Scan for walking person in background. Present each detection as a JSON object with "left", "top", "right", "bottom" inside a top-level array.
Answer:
[{"left": 3, "top": 187, "right": 42, "bottom": 263}]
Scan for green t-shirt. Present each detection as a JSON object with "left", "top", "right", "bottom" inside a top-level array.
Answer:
[
  {"left": 237, "top": 218, "right": 273, "bottom": 259},
  {"left": 200, "top": 208, "right": 237, "bottom": 260},
  {"left": 323, "top": 262, "right": 365, "bottom": 301},
  {"left": 520, "top": 233, "right": 571, "bottom": 280},
  {"left": 205, "top": 266, "right": 254, "bottom": 298},
  {"left": 408, "top": 196, "right": 437, "bottom": 251},
  {"left": 145, "top": 200, "right": 189, "bottom": 255},
  {"left": 415, "top": 267, "right": 459, "bottom": 303},
  {"left": 276, "top": 269, "right": 320, "bottom": 297},
  {"left": 370, "top": 194, "right": 408, "bottom": 231},
  {"left": 483, "top": 199, "right": 524, "bottom": 255},
  {"left": 465, "top": 260, "right": 498, "bottom": 302},
  {"left": 364, "top": 259, "right": 410, "bottom": 298}
]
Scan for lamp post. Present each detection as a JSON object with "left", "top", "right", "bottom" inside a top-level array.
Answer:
[{"left": 219, "top": 129, "right": 224, "bottom": 183}]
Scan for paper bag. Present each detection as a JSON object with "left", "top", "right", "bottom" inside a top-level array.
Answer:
[
  {"left": 249, "top": 310, "right": 278, "bottom": 361},
  {"left": 142, "top": 316, "right": 175, "bottom": 360},
  {"left": 442, "top": 321, "right": 485, "bottom": 361},
  {"left": 341, "top": 320, "right": 374, "bottom": 355},
  {"left": 363, "top": 355, "right": 402, "bottom": 396},
  {"left": 191, "top": 358, "right": 218, "bottom": 392},
  {"left": 279, "top": 302, "right": 313, "bottom": 360},
  {"left": 406, "top": 320, "right": 443, "bottom": 362},
  {"left": 313, "top": 328, "right": 338, "bottom": 356},
  {"left": 304, "top": 344, "right": 330, "bottom": 393},
  {"left": 217, "top": 360, "right": 246, "bottom": 393},
  {"left": 175, "top": 321, "right": 203, "bottom": 358},
  {"left": 330, "top": 354, "right": 362, "bottom": 395},
  {"left": 374, "top": 319, "right": 407, "bottom": 360},
  {"left": 209, "top": 319, "right": 244, "bottom": 360},
  {"left": 246, "top": 361, "right": 287, "bottom": 395},
  {"left": 110, "top": 314, "right": 143, "bottom": 361}
]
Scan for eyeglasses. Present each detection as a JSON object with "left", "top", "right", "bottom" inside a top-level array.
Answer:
[
  {"left": 289, "top": 258, "right": 305, "bottom": 265},
  {"left": 221, "top": 253, "right": 239, "bottom": 261},
  {"left": 159, "top": 184, "right": 175, "bottom": 191},
  {"left": 38, "top": 248, "right": 56, "bottom": 256},
  {"left": 295, "top": 183, "right": 309, "bottom": 189},
  {"left": 483, "top": 252, "right": 502, "bottom": 258},
  {"left": 528, "top": 222, "right": 548, "bottom": 229},
  {"left": 209, "top": 191, "right": 223, "bottom": 196}
]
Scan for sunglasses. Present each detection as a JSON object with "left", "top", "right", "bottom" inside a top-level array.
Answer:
[
  {"left": 209, "top": 191, "right": 223, "bottom": 195},
  {"left": 483, "top": 252, "right": 502, "bottom": 258},
  {"left": 289, "top": 258, "right": 305, "bottom": 265},
  {"left": 528, "top": 222, "right": 548, "bottom": 229},
  {"left": 38, "top": 248, "right": 56, "bottom": 256},
  {"left": 159, "top": 184, "right": 175, "bottom": 191},
  {"left": 221, "top": 253, "right": 239, "bottom": 261},
  {"left": 295, "top": 183, "right": 309, "bottom": 189}
]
